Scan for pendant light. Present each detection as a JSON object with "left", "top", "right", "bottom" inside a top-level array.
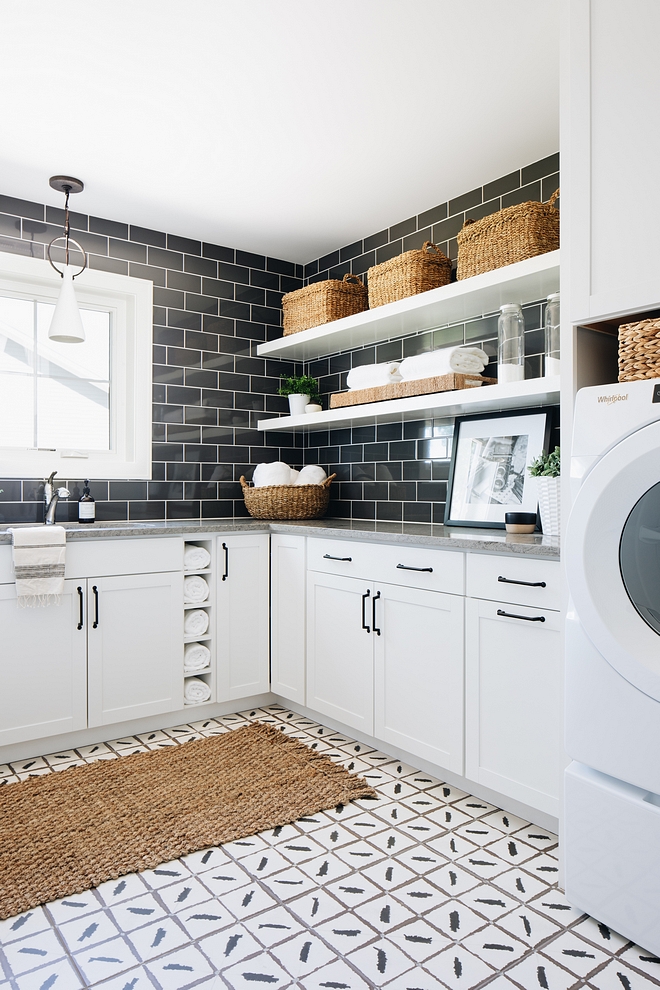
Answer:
[{"left": 47, "top": 175, "right": 87, "bottom": 343}]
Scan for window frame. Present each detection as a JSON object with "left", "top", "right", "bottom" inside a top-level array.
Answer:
[{"left": 0, "top": 253, "right": 153, "bottom": 480}]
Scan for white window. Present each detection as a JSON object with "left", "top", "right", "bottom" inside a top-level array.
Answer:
[{"left": 0, "top": 254, "right": 152, "bottom": 479}]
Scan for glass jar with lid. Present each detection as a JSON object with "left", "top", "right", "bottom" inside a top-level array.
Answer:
[
  {"left": 544, "top": 292, "right": 560, "bottom": 377},
  {"left": 497, "top": 303, "right": 525, "bottom": 383}
]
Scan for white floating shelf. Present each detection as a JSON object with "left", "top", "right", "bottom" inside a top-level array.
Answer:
[
  {"left": 257, "top": 251, "right": 560, "bottom": 362},
  {"left": 258, "top": 376, "right": 561, "bottom": 433}
]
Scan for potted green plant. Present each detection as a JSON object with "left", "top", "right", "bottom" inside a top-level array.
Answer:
[
  {"left": 529, "top": 446, "right": 560, "bottom": 536},
  {"left": 278, "top": 374, "right": 321, "bottom": 416}
]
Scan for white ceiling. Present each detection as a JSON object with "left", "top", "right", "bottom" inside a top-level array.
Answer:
[{"left": 0, "top": 0, "right": 559, "bottom": 264}]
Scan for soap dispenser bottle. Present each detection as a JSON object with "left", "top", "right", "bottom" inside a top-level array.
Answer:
[{"left": 78, "top": 479, "right": 95, "bottom": 524}]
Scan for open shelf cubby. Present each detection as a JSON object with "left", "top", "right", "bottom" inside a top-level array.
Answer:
[{"left": 182, "top": 539, "right": 215, "bottom": 706}]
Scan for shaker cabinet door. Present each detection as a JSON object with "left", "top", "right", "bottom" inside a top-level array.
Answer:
[{"left": 270, "top": 534, "right": 306, "bottom": 704}]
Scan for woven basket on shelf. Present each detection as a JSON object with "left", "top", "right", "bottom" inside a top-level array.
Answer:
[
  {"left": 282, "top": 274, "right": 367, "bottom": 336},
  {"left": 618, "top": 318, "right": 660, "bottom": 382},
  {"left": 240, "top": 475, "right": 336, "bottom": 520},
  {"left": 456, "top": 188, "right": 560, "bottom": 280},
  {"left": 367, "top": 241, "right": 452, "bottom": 308}
]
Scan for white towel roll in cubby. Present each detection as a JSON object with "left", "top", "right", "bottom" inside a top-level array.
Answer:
[
  {"left": 184, "top": 642, "right": 211, "bottom": 672},
  {"left": 184, "top": 608, "right": 209, "bottom": 637},
  {"left": 183, "top": 545, "right": 211, "bottom": 571},
  {"left": 184, "top": 676, "right": 211, "bottom": 704},
  {"left": 183, "top": 575, "right": 209, "bottom": 603}
]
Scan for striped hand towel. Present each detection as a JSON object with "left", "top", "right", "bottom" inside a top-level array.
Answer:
[{"left": 8, "top": 526, "right": 66, "bottom": 606}]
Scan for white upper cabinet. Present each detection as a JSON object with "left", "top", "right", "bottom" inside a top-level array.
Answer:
[{"left": 565, "top": 0, "right": 660, "bottom": 322}]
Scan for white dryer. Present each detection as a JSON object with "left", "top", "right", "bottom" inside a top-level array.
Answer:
[{"left": 565, "top": 378, "right": 660, "bottom": 954}]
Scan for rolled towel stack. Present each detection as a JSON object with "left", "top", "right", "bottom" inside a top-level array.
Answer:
[
  {"left": 347, "top": 362, "right": 402, "bottom": 390},
  {"left": 295, "top": 465, "right": 327, "bottom": 485},
  {"left": 184, "top": 608, "right": 209, "bottom": 637},
  {"left": 399, "top": 346, "right": 489, "bottom": 381},
  {"left": 184, "top": 642, "right": 211, "bottom": 672},
  {"left": 183, "top": 545, "right": 211, "bottom": 571},
  {"left": 184, "top": 676, "right": 211, "bottom": 704},
  {"left": 183, "top": 575, "right": 209, "bottom": 603}
]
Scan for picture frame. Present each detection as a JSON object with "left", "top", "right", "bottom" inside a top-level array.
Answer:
[{"left": 444, "top": 408, "right": 551, "bottom": 528}]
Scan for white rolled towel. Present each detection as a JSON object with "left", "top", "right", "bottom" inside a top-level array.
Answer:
[
  {"left": 184, "top": 676, "right": 212, "bottom": 704},
  {"left": 295, "top": 465, "right": 328, "bottom": 486},
  {"left": 252, "top": 461, "right": 293, "bottom": 487},
  {"left": 184, "top": 545, "right": 211, "bottom": 571},
  {"left": 183, "top": 575, "right": 209, "bottom": 603},
  {"left": 184, "top": 608, "right": 209, "bottom": 637},
  {"left": 347, "top": 362, "right": 402, "bottom": 390},
  {"left": 399, "top": 346, "right": 489, "bottom": 381},
  {"left": 184, "top": 643, "right": 211, "bottom": 672},
  {"left": 289, "top": 468, "right": 300, "bottom": 484}
]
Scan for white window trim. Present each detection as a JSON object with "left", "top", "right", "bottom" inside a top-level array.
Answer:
[{"left": 0, "top": 253, "right": 152, "bottom": 480}]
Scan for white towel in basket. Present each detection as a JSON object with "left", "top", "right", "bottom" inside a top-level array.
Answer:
[
  {"left": 8, "top": 526, "right": 66, "bottom": 607},
  {"left": 184, "top": 643, "right": 211, "bottom": 672},
  {"left": 183, "top": 575, "right": 209, "bottom": 603},
  {"left": 184, "top": 608, "right": 209, "bottom": 637},
  {"left": 183, "top": 545, "right": 211, "bottom": 571},
  {"left": 184, "top": 677, "right": 211, "bottom": 704}
]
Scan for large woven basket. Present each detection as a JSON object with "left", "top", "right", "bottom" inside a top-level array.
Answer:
[
  {"left": 368, "top": 241, "right": 452, "bottom": 308},
  {"left": 456, "top": 188, "right": 560, "bottom": 280},
  {"left": 618, "top": 318, "right": 660, "bottom": 382},
  {"left": 240, "top": 474, "right": 336, "bottom": 520},
  {"left": 282, "top": 274, "right": 367, "bottom": 336}
]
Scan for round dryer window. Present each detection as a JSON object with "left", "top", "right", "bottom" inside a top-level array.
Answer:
[{"left": 620, "top": 481, "right": 660, "bottom": 636}]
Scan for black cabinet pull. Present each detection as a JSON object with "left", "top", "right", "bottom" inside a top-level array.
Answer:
[
  {"left": 222, "top": 542, "right": 228, "bottom": 581},
  {"left": 323, "top": 554, "right": 352, "bottom": 562},
  {"left": 92, "top": 585, "right": 99, "bottom": 628},
  {"left": 361, "top": 589, "right": 371, "bottom": 633},
  {"left": 498, "top": 576, "right": 546, "bottom": 588},
  {"left": 497, "top": 608, "right": 545, "bottom": 623},
  {"left": 77, "top": 586, "right": 83, "bottom": 630},
  {"left": 372, "top": 590, "right": 381, "bottom": 636},
  {"left": 397, "top": 563, "right": 433, "bottom": 573}
]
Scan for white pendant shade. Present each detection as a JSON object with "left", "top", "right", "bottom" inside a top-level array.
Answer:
[{"left": 48, "top": 267, "right": 86, "bottom": 342}]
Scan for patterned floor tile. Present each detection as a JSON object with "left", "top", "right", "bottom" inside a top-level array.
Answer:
[
  {"left": 381, "top": 967, "right": 448, "bottom": 989},
  {"left": 12, "top": 957, "right": 83, "bottom": 990},
  {"left": 455, "top": 849, "right": 510, "bottom": 880},
  {"left": 425, "top": 861, "right": 481, "bottom": 897},
  {"left": 399, "top": 793, "right": 446, "bottom": 815},
  {"left": 3, "top": 929, "right": 66, "bottom": 977},
  {"left": 326, "top": 873, "right": 383, "bottom": 908},
  {"left": 243, "top": 905, "right": 306, "bottom": 948},
  {"left": 541, "top": 931, "right": 610, "bottom": 979},
  {"left": 95, "top": 874, "right": 150, "bottom": 907},
  {"left": 89, "top": 966, "right": 155, "bottom": 989},
  {"left": 9, "top": 757, "right": 48, "bottom": 774},
  {"left": 396, "top": 816, "right": 446, "bottom": 844},
  {"left": 460, "top": 924, "right": 529, "bottom": 966},
  {"left": 334, "top": 839, "right": 386, "bottom": 868},
  {"left": 486, "top": 835, "right": 540, "bottom": 866},
  {"left": 304, "top": 822, "right": 357, "bottom": 850},
  {"left": 388, "top": 918, "right": 451, "bottom": 963},
  {"left": 492, "top": 868, "right": 553, "bottom": 904},
  {"left": 572, "top": 916, "right": 631, "bottom": 954},
  {"left": 429, "top": 806, "right": 475, "bottom": 830},
  {"left": 147, "top": 943, "right": 216, "bottom": 989},
  {"left": 454, "top": 821, "right": 506, "bottom": 846},
  {"left": 197, "top": 863, "right": 253, "bottom": 897},
  {"left": 587, "top": 957, "right": 660, "bottom": 988},
  {"left": 524, "top": 853, "right": 562, "bottom": 883},
  {"left": 110, "top": 892, "right": 169, "bottom": 933},
  {"left": 260, "top": 866, "right": 318, "bottom": 901},
  {"left": 345, "top": 812, "right": 390, "bottom": 838},
  {"left": 459, "top": 883, "right": 519, "bottom": 921},
  {"left": 427, "top": 832, "right": 478, "bottom": 860},
  {"left": 51, "top": 760, "right": 86, "bottom": 772},
  {"left": 224, "top": 835, "right": 271, "bottom": 860},
  {"left": 273, "top": 835, "right": 328, "bottom": 864},
  {"left": 139, "top": 861, "right": 192, "bottom": 890},
  {"left": 177, "top": 899, "right": 236, "bottom": 939},
  {"left": 180, "top": 846, "right": 232, "bottom": 875},
  {"left": 424, "top": 900, "right": 489, "bottom": 940},
  {"left": 506, "top": 952, "right": 581, "bottom": 990},
  {"left": 126, "top": 917, "right": 189, "bottom": 962},
  {"left": 528, "top": 888, "right": 587, "bottom": 926},
  {"left": 481, "top": 810, "right": 530, "bottom": 834},
  {"left": 300, "top": 957, "right": 372, "bottom": 990},
  {"left": 314, "top": 912, "right": 379, "bottom": 952},
  {"left": 453, "top": 797, "right": 498, "bottom": 818},
  {"left": 0, "top": 908, "right": 51, "bottom": 944},
  {"left": 43, "top": 749, "right": 79, "bottom": 767},
  {"left": 73, "top": 935, "right": 140, "bottom": 984},
  {"left": 270, "top": 931, "right": 337, "bottom": 978},
  {"left": 46, "top": 892, "right": 101, "bottom": 924},
  {"left": 361, "top": 857, "right": 417, "bottom": 891},
  {"left": 196, "top": 925, "right": 263, "bottom": 969},
  {"left": 427, "top": 783, "right": 469, "bottom": 803},
  {"left": 157, "top": 876, "right": 213, "bottom": 913},
  {"left": 298, "top": 852, "right": 352, "bottom": 884},
  {"left": 286, "top": 889, "right": 345, "bottom": 926},
  {"left": 0, "top": 774, "right": 20, "bottom": 786},
  {"left": 368, "top": 827, "right": 417, "bottom": 856},
  {"left": 511, "top": 824, "right": 559, "bottom": 851},
  {"left": 354, "top": 894, "right": 417, "bottom": 932},
  {"left": 618, "top": 945, "right": 660, "bottom": 981},
  {"left": 58, "top": 910, "right": 120, "bottom": 952},
  {"left": 495, "top": 905, "right": 562, "bottom": 947},
  {"left": 393, "top": 845, "right": 447, "bottom": 875},
  {"left": 392, "top": 878, "right": 451, "bottom": 914},
  {"left": 220, "top": 951, "right": 292, "bottom": 989},
  {"left": 219, "top": 883, "right": 279, "bottom": 920},
  {"left": 423, "top": 944, "right": 495, "bottom": 988},
  {"left": 16, "top": 769, "right": 51, "bottom": 781},
  {"left": 347, "top": 937, "right": 416, "bottom": 983}
]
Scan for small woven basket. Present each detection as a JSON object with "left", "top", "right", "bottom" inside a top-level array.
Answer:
[
  {"left": 618, "top": 318, "right": 660, "bottom": 382},
  {"left": 282, "top": 274, "right": 367, "bottom": 336},
  {"left": 240, "top": 474, "right": 336, "bottom": 520},
  {"left": 456, "top": 188, "right": 560, "bottom": 280},
  {"left": 368, "top": 241, "right": 452, "bottom": 308}
]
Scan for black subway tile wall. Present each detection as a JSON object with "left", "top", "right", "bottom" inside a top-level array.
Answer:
[{"left": 0, "top": 152, "right": 558, "bottom": 525}]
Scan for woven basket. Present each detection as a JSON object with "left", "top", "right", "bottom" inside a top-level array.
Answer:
[
  {"left": 368, "top": 241, "right": 452, "bottom": 308},
  {"left": 282, "top": 274, "right": 367, "bottom": 336},
  {"left": 618, "top": 318, "right": 660, "bottom": 382},
  {"left": 240, "top": 474, "right": 336, "bottom": 520},
  {"left": 456, "top": 188, "right": 560, "bottom": 280}
]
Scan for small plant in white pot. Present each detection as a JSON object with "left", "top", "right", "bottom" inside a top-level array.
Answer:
[
  {"left": 529, "top": 446, "right": 560, "bottom": 536},
  {"left": 278, "top": 374, "right": 321, "bottom": 416}
]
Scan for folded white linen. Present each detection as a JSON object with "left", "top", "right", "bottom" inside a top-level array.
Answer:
[
  {"left": 289, "top": 468, "right": 300, "bottom": 484},
  {"left": 184, "top": 608, "right": 210, "bottom": 637},
  {"left": 184, "top": 676, "right": 212, "bottom": 704},
  {"left": 8, "top": 525, "right": 66, "bottom": 607},
  {"left": 183, "top": 545, "right": 211, "bottom": 571},
  {"left": 252, "top": 461, "right": 294, "bottom": 487},
  {"left": 295, "top": 465, "right": 328, "bottom": 486},
  {"left": 183, "top": 575, "right": 209, "bottom": 603},
  {"left": 399, "top": 346, "right": 488, "bottom": 381},
  {"left": 184, "top": 642, "right": 211, "bottom": 672},
  {"left": 347, "top": 362, "right": 402, "bottom": 390}
]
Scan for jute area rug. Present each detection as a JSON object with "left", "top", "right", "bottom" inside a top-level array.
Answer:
[{"left": 0, "top": 721, "right": 375, "bottom": 920}]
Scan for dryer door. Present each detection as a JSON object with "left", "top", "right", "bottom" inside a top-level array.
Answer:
[{"left": 566, "top": 419, "right": 660, "bottom": 702}]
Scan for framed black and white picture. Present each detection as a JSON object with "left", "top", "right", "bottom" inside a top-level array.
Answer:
[{"left": 444, "top": 409, "right": 551, "bottom": 528}]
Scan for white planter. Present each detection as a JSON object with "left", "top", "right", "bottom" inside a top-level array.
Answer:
[
  {"left": 536, "top": 476, "right": 561, "bottom": 536},
  {"left": 288, "top": 393, "right": 310, "bottom": 416}
]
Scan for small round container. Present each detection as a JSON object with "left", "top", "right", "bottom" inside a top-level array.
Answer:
[{"left": 505, "top": 511, "right": 537, "bottom": 534}]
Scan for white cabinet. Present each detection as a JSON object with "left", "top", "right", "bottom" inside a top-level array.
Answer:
[
  {"left": 216, "top": 533, "right": 270, "bottom": 701},
  {"left": 0, "top": 579, "right": 87, "bottom": 747},
  {"left": 87, "top": 571, "right": 183, "bottom": 726},
  {"left": 374, "top": 583, "right": 464, "bottom": 772},
  {"left": 270, "top": 534, "right": 306, "bottom": 703},
  {"left": 465, "top": 597, "right": 563, "bottom": 816}
]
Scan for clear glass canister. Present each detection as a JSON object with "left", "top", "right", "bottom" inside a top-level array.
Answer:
[
  {"left": 497, "top": 303, "right": 525, "bottom": 383},
  {"left": 544, "top": 292, "right": 560, "bottom": 377}
]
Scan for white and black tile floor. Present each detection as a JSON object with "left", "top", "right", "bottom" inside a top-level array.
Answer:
[{"left": 1, "top": 705, "right": 659, "bottom": 990}]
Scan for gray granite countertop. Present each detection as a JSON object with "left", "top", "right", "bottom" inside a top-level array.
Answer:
[{"left": 0, "top": 517, "right": 560, "bottom": 558}]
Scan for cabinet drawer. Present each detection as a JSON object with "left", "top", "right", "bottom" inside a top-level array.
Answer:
[
  {"left": 307, "top": 537, "right": 375, "bottom": 579},
  {"left": 307, "top": 537, "right": 463, "bottom": 594},
  {"left": 67, "top": 537, "right": 182, "bottom": 578},
  {"left": 466, "top": 553, "right": 560, "bottom": 610}
]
